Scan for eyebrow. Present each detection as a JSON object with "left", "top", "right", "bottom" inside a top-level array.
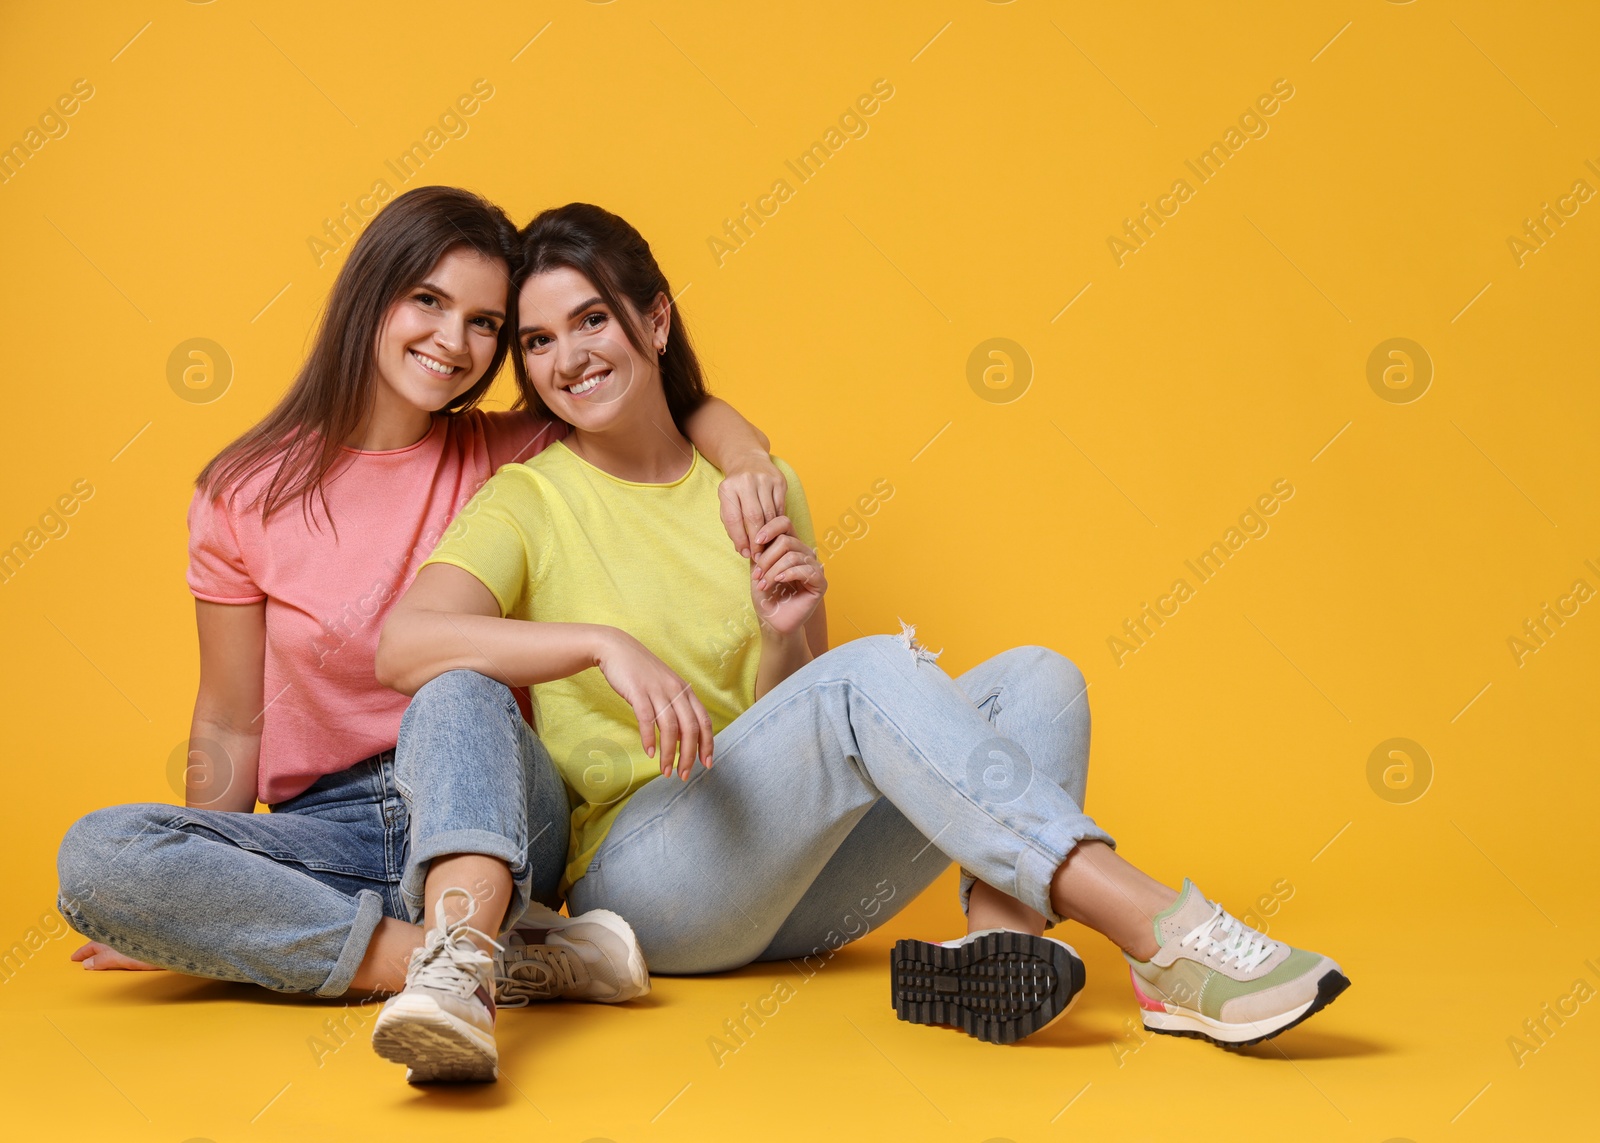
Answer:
[
  {"left": 518, "top": 295, "right": 605, "bottom": 337},
  {"left": 416, "top": 280, "right": 505, "bottom": 320}
]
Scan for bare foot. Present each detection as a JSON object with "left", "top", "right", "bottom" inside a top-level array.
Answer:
[{"left": 71, "top": 941, "right": 163, "bottom": 971}]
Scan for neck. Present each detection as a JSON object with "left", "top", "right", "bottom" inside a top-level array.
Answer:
[
  {"left": 566, "top": 391, "right": 694, "bottom": 483},
  {"left": 346, "top": 384, "right": 435, "bottom": 451}
]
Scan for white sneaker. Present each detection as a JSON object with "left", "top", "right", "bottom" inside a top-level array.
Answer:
[
  {"left": 496, "top": 901, "right": 650, "bottom": 1005},
  {"left": 371, "top": 887, "right": 501, "bottom": 1083}
]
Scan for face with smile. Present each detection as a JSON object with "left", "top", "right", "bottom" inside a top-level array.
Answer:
[
  {"left": 373, "top": 246, "right": 508, "bottom": 415},
  {"left": 517, "top": 265, "right": 669, "bottom": 433}
]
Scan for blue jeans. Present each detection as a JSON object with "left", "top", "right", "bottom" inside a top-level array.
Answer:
[
  {"left": 567, "top": 637, "right": 1115, "bottom": 974},
  {"left": 56, "top": 671, "right": 568, "bottom": 996}
]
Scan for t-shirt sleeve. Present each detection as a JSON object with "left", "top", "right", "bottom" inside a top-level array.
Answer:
[
  {"left": 421, "top": 471, "right": 546, "bottom": 617},
  {"left": 186, "top": 487, "right": 266, "bottom": 604},
  {"left": 479, "top": 408, "right": 568, "bottom": 470},
  {"left": 772, "top": 458, "right": 817, "bottom": 548}
]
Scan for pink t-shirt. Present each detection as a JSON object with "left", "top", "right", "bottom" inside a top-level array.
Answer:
[{"left": 186, "top": 408, "right": 565, "bottom": 805}]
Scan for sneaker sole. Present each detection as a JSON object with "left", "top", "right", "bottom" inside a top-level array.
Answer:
[
  {"left": 371, "top": 994, "right": 497, "bottom": 1083},
  {"left": 1142, "top": 969, "right": 1351, "bottom": 1049},
  {"left": 891, "top": 932, "right": 1086, "bottom": 1045}
]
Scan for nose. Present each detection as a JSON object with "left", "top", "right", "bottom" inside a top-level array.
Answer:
[
  {"left": 433, "top": 314, "right": 466, "bottom": 356},
  {"left": 558, "top": 339, "right": 589, "bottom": 381}
]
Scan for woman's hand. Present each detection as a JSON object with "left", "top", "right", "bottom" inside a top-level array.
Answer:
[
  {"left": 594, "top": 629, "right": 715, "bottom": 781},
  {"left": 717, "top": 456, "right": 787, "bottom": 559},
  {"left": 70, "top": 941, "right": 162, "bottom": 971},
  {"left": 749, "top": 516, "right": 827, "bottom": 637}
]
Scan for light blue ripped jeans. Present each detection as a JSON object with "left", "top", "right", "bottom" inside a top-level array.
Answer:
[{"left": 567, "top": 635, "right": 1115, "bottom": 974}]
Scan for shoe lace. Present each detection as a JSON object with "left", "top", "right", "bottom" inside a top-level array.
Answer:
[
  {"left": 1179, "top": 903, "right": 1277, "bottom": 972},
  {"left": 495, "top": 944, "right": 580, "bottom": 1007},
  {"left": 410, "top": 886, "right": 502, "bottom": 997}
]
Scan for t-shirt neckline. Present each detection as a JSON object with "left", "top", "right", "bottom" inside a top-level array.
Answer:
[
  {"left": 338, "top": 414, "right": 446, "bottom": 457},
  {"left": 554, "top": 439, "right": 700, "bottom": 488}
]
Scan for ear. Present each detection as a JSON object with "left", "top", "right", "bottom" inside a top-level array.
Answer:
[{"left": 647, "top": 291, "right": 672, "bottom": 353}]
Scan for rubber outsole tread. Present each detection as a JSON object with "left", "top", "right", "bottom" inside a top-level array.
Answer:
[
  {"left": 371, "top": 1010, "right": 497, "bottom": 1083},
  {"left": 1144, "top": 969, "right": 1351, "bottom": 1050},
  {"left": 890, "top": 932, "right": 1086, "bottom": 1045}
]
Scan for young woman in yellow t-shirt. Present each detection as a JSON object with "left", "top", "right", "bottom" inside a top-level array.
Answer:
[{"left": 379, "top": 203, "right": 1349, "bottom": 1051}]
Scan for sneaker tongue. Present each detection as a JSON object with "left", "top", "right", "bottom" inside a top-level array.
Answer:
[{"left": 1152, "top": 879, "right": 1216, "bottom": 949}]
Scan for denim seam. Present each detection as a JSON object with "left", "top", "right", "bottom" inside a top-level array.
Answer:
[{"left": 318, "top": 888, "right": 385, "bottom": 997}]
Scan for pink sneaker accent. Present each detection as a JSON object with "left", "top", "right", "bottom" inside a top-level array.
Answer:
[{"left": 1129, "top": 966, "right": 1169, "bottom": 1013}]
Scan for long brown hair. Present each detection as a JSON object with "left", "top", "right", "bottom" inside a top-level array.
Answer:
[
  {"left": 513, "top": 203, "right": 708, "bottom": 431},
  {"left": 197, "top": 185, "right": 519, "bottom": 528}
]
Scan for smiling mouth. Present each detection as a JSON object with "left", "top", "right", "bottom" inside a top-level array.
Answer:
[
  {"left": 411, "top": 348, "right": 462, "bottom": 378},
  {"left": 565, "top": 369, "right": 612, "bottom": 398}
]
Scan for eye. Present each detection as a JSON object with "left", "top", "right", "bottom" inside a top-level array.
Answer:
[
  {"left": 470, "top": 316, "right": 501, "bottom": 332},
  {"left": 414, "top": 292, "right": 438, "bottom": 307},
  {"left": 523, "top": 334, "right": 551, "bottom": 351},
  {"left": 580, "top": 311, "right": 606, "bottom": 330}
]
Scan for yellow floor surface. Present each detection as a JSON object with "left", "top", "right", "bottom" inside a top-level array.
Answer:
[{"left": 5, "top": 846, "right": 1597, "bottom": 1141}]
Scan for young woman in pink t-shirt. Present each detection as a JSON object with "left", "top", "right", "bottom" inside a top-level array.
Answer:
[{"left": 55, "top": 188, "right": 783, "bottom": 1078}]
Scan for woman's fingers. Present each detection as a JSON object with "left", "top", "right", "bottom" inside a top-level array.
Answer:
[
  {"left": 759, "top": 475, "right": 783, "bottom": 524},
  {"left": 690, "top": 692, "right": 716, "bottom": 768},
  {"left": 757, "top": 550, "right": 812, "bottom": 587},
  {"left": 750, "top": 514, "right": 793, "bottom": 553},
  {"left": 769, "top": 555, "right": 820, "bottom": 587},
  {"left": 741, "top": 499, "right": 768, "bottom": 559},
  {"left": 718, "top": 486, "right": 753, "bottom": 558},
  {"left": 670, "top": 691, "right": 700, "bottom": 780},
  {"left": 631, "top": 696, "right": 658, "bottom": 759},
  {"left": 751, "top": 531, "right": 800, "bottom": 574},
  {"left": 655, "top": 696, "right": 680, "bottom": 778},
  {"left": 717, "top": 477, "right": 779, "bottom": 559}
]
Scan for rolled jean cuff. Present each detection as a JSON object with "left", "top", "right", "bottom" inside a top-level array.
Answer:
[
  {"left": 317, "top": 889, "right": 386, "bottom": 998},
  {"left": 401, "top": 828, "right": 532, "bottom": 935},
  {"left": 1004, "top": 817, "right": 1117, "bottom": 925}
]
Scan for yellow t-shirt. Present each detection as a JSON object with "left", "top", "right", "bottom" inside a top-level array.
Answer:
[{"left": 422, "top": 440, "right": 815, "bottom": 893}]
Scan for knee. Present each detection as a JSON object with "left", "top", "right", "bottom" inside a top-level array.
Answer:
[
  {"left": 413, "top": 668, "right": 512, "bottom": 708},
  {"left": 1008, "top": 646, "right": 1088, "bottom": 713},
  {"left": 830, "top": 633, "right": 937, "bottom": 677},
  {"left": 405, "top": 669, "right": 516, "bottom": 725},
  {"left": 59, "top": 805, "right": 138, "bottom": 882},
  {"left": 57, "top": 805, "right": 157, "bottom": 929}
]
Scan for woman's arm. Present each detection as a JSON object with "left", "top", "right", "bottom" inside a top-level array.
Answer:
[
  {"left": 377, "top": 564, "right": 715, "bottom": 778},
  {"left": 376, "top": 564, "right": 606, "bottom": 696},
  {"left": 682, "top": 397, "right": 786, "bottom": 559},
  {"left": 188, "top": 600, "right": 266, "bottom": 812}
]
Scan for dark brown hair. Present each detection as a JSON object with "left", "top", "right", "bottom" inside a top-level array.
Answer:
[
  {"left": 196, "top": 185, "right": 519, "bottom": 528},
  {"left": 513, "top": 203, "right": 708, "bottom": 431}
]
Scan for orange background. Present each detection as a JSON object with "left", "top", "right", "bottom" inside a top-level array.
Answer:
[{"left": 2, "top": 1, "right": 1596, "bottom": 1139}]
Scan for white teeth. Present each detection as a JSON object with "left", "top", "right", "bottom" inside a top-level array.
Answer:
[
  {"left": 412, "top": 350, "right": 455, "bottom": 376},
  {"left": 570, "top": 372, "right": 608, "bottom": 396}
]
